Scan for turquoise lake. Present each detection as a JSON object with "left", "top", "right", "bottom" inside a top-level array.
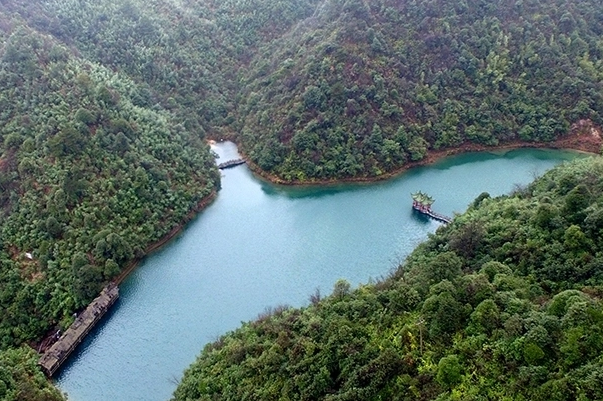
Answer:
[{"left": 56, "top": 143, "right": 582, "bottom": 400}]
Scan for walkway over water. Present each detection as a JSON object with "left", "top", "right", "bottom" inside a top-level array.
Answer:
[
  {"left": 412, "top": 205, "right": 453, "bottom": 224},
  {"left": 411, "top": 191, "right": 452, "bottom": 224},
  {"left": 218, "top": 158, "right": 246, "bottom": 169}
]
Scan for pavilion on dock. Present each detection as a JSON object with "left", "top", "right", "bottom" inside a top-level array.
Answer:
[{"left": 411, "top": 192, "right": 452, "bottom": 224}]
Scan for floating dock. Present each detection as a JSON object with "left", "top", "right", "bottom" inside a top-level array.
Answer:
[
  {"left": 39, "top": 284, "right": 119, "bottom": 377},
  {"left": 411, "top": 191, "right": 452, "bottom": 224},
  {"left": 217, "top": 158, "right": 246, "bottom": 169}
]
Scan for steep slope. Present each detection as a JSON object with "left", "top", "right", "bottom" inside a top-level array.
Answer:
[
  {"left": 0, "top": 347, "right": 64, "bottom": 401},
  {"left": 173, "top": 157, "right": 603, "bottom": 400},
  {"left": 6, "top": 0, "right": 603, "bottom": 183},
  {"left": 237, "top": 0, "right": 603, "bottom": 181},
  {"left": 0, "top": 0, "right": 324, "bottom": 395},
  {"left": 0, "top": 17, "right": 218, "bottom": 350},
  {"left": 6, "top": 0, "right": 322, "bottom": 137}
]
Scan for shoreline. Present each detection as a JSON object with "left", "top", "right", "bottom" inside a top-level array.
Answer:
[
  {"left": 37, "top": 127, "right": 599, "bottom": 353},
  {"left": 113, "top": 190, "right": 218, "bottom": 285},
  {"left": 34, "top": 191, "right": 218, "bottom": 355},
  {"left": 240, "top": 128, "right": 602, "bottom": 187}
]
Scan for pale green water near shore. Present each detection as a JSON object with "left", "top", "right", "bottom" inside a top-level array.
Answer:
[{"left": 56, "top": 143, "right": 582, "bottom": 401}]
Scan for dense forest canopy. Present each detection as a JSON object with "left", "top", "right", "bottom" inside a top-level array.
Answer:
[
  {"left": 0, "top": 0, "right": 602, "bottom": 398},
  {"left": 3, "top": 0, "right": 322, "bottom": 137},
  {"left": 238, "top": 0, "right": 603, "bottom": 181},
  {"left": 0, "top": 18, "right": 220, "bottom": 341},
  {"left": 10, "top": 0, "right": 603, "bottom": 182},
  {"left": 173, "top": 157, "right": 603, "bottom": 401},
  {"left": 0, "top": 4, "right": 222, "bottom": 399}
]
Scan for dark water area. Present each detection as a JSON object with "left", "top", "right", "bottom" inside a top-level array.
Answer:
[{"left": 56, "top": 143, "right": 581, "bottom": 400}]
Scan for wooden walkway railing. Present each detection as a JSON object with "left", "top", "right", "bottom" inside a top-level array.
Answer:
[{"left": 412, "top": 205, "right": 452, "bottom": 224}]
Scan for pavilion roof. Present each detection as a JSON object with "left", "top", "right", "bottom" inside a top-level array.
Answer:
[{"left": 411, "top": 191, "right": 434, "bottom": 205}]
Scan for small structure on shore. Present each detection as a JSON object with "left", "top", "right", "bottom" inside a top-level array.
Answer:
[
  {"left": 39, "top": 284, "right": 119, "bottom": 377},
  {"left": 411, "top": 191, "right": 452, "bottom": 224}
]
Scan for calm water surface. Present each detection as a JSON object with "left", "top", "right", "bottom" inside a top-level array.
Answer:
[{"left": 57, "top": 143, "right": 581, "bottom": 400}]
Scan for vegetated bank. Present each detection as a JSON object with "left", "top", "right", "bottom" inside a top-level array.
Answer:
[
  {"left": 237, "top": 0, "right": 603, "bottom": 183},
  {"left": 243, "top": 122, "right": 602, "bottom": 186},
  {"left": 34, "top": 190, "right": 218, "bottom": 380},
  {"left": 174, "top": 156, "right": 603, "bottom": 401},
  {"left": 0, "top": 9, "right": 219, "bottom": 400},
  {"left": 111, "top": 190, "right": 218, "bottom": 286},
  {"left": 10, "top": 0, "right": 603, "bottom": 185}
]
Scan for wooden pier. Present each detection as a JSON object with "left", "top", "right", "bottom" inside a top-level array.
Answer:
[
  {"left": 217, "top": 158, "right": 246, "bottom": 169},
  {"left": 411, "top": 191, "right": 452, "bottom": 224},
  {"left": 412, "top": 205, "right": 452, "bottom": 224},
  {"left": 39, "top": 284, "right": 119, "bottom": 377}
]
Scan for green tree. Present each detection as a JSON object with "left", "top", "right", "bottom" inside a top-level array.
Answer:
[
  {"left": 436, "top": 354, "right": 462, "bottom": 389},
  {"left": 45, "top": 216, "right": 62, "bottom": 238},
  {"left": 469, "top": 299, "right": 500, "bottom": 335}
]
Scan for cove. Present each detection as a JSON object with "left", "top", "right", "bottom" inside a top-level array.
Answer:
[{"left": 56, "top": 143, "right": 582, "bottom": 401}]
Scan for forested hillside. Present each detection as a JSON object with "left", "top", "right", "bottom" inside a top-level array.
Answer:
[
  {"left": 5, "top": 0, "right": 321, "bottom": 137},
  {"left": 11, "top": 0, "right": 603, "bottom": 183},
  {"left": 0, "top": 8, "right": 219, "bottom": 400},
  {"left": 174, "top": 157, "right": 603, "bottom": 401},
  {"left": 0, "top": 14, "right": 219, "bottom": 342},
  {"left": 238, "top": 0, "right": 603, "bottom": 181}
]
